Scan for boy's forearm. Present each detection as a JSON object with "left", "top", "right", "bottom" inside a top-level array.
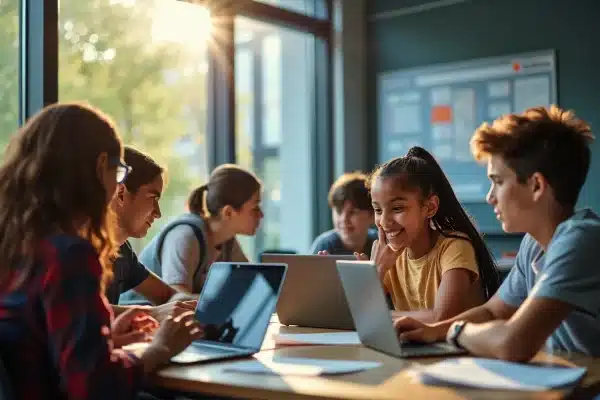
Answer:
[{"left": 431, "top": 304, "right": 497, "bottom": 336}]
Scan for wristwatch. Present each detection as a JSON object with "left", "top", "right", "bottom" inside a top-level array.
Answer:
[{"left": 446, "top": 320, "right": 468, "bottom": 348}]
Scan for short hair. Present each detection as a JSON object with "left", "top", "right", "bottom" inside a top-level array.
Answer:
[
  {"left": 123, "top": 146, "right": 164, "bottom": 193},
  {"left": 471, "top": 105, "right": 594, "bottom": 209},
  {"left": 328, "top": 172, "right": 372, "bottom": 212}
]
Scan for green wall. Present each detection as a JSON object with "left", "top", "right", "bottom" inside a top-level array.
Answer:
[{"left": 367, "top": 0, "right": 600, "bottom": 257}]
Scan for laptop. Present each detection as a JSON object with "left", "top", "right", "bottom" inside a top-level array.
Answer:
[
  {"left": 171, "top": 262, "right": 287, "bottom": 364},
  {"left": 260, "top": 254, "right": 356, "bottom": 330},
  {"left": 336, "top": 260, "right": 467, "bottom": 358}
]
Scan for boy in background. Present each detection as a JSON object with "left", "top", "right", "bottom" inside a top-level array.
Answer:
[{"left": 311, "top": 172, "right": 377, "bottom": 257}]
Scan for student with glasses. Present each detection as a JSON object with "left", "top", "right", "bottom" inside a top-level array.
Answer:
[
  {"left": 0, "top": 103, "right": 202, "bottom": 399},
  {"left": 113, "top": 157, "right": 133, "bottom": 184}
]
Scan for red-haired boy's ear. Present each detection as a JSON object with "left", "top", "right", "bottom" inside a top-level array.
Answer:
[{"left": 529, "top": 172, "right": 547, "bottom": 203}]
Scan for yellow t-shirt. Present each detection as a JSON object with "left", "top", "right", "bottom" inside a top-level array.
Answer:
[{"left": 383, "top": 233, "right": 482, "bottom": 311}]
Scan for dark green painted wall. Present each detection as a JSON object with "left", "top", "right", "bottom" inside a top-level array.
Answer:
[{"left": 367, "top": 0, "right": 600, "bottom": 257}]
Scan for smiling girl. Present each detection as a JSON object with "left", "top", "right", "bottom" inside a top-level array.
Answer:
[{"left": 366, "top": 146, "right": 499, "bottom": 323}]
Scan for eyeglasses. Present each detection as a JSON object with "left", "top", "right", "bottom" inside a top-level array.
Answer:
[{"left": 111, "top": 157, "right": 132, "bottom": 184}]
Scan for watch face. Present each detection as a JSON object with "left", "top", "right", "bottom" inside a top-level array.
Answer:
[
  {"left": 448, "top": 321, "right": 465, "bottom": 345},
  {"left": 453, "top": 322, "right": 463, "bottom": 335}
]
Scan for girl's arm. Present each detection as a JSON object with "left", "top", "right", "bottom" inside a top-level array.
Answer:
[{"left": 392, "top": 268, "right": 476, "bottom": 323}]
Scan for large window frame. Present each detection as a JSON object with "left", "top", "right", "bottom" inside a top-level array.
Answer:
[{"left": 19, "top": 0, "right": 334, "bottom": 242}]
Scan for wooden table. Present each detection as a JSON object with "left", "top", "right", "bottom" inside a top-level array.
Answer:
[{"left": 152, "top": 323, "right": 600, "bottom": 399}]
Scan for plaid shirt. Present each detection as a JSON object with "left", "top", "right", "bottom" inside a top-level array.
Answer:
[{"left": 0, "top": 235, "right": 143, "bottom": 399}]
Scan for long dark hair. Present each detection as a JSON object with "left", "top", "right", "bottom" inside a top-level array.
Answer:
[
  {"left": 369, "top": 146, "right": 499, "bottom": 299},
  {"left": 0, "top": 103, "right": 122, "bottom": 290}
]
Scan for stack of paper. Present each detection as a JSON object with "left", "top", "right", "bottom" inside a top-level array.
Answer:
[
  {"left": 225, "top": 357, "right": 381, "bottom": 376},
  {"left": 273, "top": 332, "right": 361, "bottom": 346},
  {"left": 410, "top": 357, "right": 586, "bottom": 391}
]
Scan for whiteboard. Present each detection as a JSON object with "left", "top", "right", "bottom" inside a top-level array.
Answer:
[{"left": 378, "top": 50, "right": 557, "bottom": 202}]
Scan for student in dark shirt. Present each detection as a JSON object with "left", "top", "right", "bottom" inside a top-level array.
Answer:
[
  {"left": 311, "top": 172, "right": 377, "bottom": 257},
  {"left": 109, "top": 146, "right": 195, "bottom": 323}
]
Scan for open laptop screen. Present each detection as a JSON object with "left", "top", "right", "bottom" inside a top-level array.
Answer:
[{"left": 194, "top": 262, "right": 286, "bottom": 351}]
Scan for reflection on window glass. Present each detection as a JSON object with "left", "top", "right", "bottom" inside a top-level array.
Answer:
[
  {"left": 235, "top": 17, "right": 315, "bottom": 258},
  {"left": 262, "top": 156, "right": 281, "bottom": 250},
  {"left": 235, "top": 48, "right": 254, "bottom": 169},
  {"left": 252, "top": 0, "right": 326, "bottom": 19},
  {"left": 58, "top": 0, "right": 210, "bottom": 251},
  {"left": 0, "top": 0, "right": 19, "bottom": 150},
  {"left": 262, "top": 36, "right": 281, "bottom": 147}
]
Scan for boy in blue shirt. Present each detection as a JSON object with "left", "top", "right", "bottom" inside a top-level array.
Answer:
[
  {"left": 311, "top": 172, "right": 377, "bottom": 257},
  {"left": 394, "top": 105, "right": 600, "bottom": 361}
]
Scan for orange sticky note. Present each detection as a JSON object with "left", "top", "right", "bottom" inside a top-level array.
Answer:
[{"left": 431, "top": 105, "right": 453, "bottom": 123}]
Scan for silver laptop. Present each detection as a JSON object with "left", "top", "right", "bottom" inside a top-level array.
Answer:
[
  {"left": 171, "top": 262, "right": 287, "bottom": 364},
  {"left": 261, "top": 254, "right": 355, "bottom": 330},
  {"left": 336, "top": 260, "right": 466, "bottom": 358}
]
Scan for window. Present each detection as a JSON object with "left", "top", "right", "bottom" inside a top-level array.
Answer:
[
  {"left": 0, "top": 0, "right": 19, "bottom": 149},
  {"left": 252, "top": 0, "right": 328, "bottom": 19},
  {"left": 235, "top": 17, "right": 316, "bottom": 257},
  {"left": 58, "top": 0, "right": 210, "bottom": 251}
]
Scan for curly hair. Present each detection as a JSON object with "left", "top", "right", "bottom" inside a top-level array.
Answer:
[{"left": 0, "top": 103, "right": 122, "bottom": 291}]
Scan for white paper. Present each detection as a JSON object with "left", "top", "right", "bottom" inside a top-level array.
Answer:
[
  {"left": 225, "top": 357, "right": 381, "bottom": 376},
  {"left": 388, "top": 97, "right": 421, "bottom": 135},
  {"left": 273, "top": 332, "right": 361, "bottom": 346},
  {"left": 431, "top": 86, "right": 452, "bottom": 105},
  {"left": 452, "top": 88, "right": 476, "bottom": 162},
  {"left": 431, "top": 124, "right": 453, "bottom": 140},
  {"left": 488, "top": 80, "right": 511, "bottom": 98},
  {"left": 514, "top": 75, "right": 551, "bottom": 112},
  {"left": 410, "top": 357, "right": 586, "bottom": 391}
]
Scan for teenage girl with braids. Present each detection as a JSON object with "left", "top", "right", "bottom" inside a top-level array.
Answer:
[{"left": 360, "top": 146, "right": 499, "bottom": 323}]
